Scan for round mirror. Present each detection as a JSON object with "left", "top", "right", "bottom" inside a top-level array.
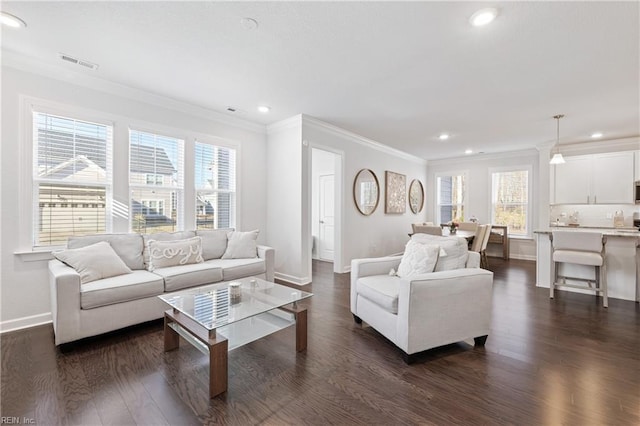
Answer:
[
  {"left": 408, "top": 179, "right": 424, "bottom": 214},
  {"left": 353, "top": 169, "right": 380, "bottom": 216}
]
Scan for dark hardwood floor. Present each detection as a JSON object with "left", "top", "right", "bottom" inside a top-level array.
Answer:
[{"left": 1, "top": 258, "right": 639, "bottom": 425}]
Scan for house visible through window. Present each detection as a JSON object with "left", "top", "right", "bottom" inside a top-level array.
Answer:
[
  {"left": 129, "top": 130, "right": 184, "bottom": 234},
  {"left": 195, "top": 141, "right": 236, "bottom": 230},
  {"left": 436, "top": 174, "right": 465, "bottom": 224},
  {"left": 33, "top": 112, "right": 112, "bottom": 247},
  {"left": 491, "top": 169, "right": 530, "bottom": 236}
]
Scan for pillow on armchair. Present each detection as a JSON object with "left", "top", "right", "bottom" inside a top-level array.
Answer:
[{"left": 397, "top": 241, "right": 440, "bottom": 278}]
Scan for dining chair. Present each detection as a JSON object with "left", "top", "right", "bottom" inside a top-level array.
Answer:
[
  {"left": 413, "top": 224, "right": 442, "bottom": 236},
  {"left": 470, "top": 224, "right": 487, "bottom": 253},
  {"left": 550, "top": 231, "right": 607, "bottom": 307},
  {"left": 480, "top": 224, "right": 492, "bottom": 269},
  {"left": 457, "top": 222, "right": 479, "bottom": 232},
  {"left": 411, "top": 222, "right": 434, "bottom": 233}
]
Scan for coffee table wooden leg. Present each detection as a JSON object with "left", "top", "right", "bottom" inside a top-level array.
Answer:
[
  {"left": 164, "top": 313, "right": 179, "bottom": 351},
  {"left": 295, "top": 309, "right": 307, "bottom": 352},
  {"left": 209, "top": 337, "right": 228, "bottom": 398}
]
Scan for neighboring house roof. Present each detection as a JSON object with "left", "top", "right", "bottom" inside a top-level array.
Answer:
[
  {"left": 130, "top": 144, "right": 177, "bottom": 175},
  {"left": 38, "top": 155, "right": 106, "bottom": 180},
  {"left": 38, "top": 130, "right": 176, "bottom": 175}
]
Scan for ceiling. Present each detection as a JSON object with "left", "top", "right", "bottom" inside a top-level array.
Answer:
[{"left": 2, "top": 1, "right": 639, "bottom": 160}]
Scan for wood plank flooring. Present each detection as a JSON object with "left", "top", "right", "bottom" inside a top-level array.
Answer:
[{"left": 1, "top": 258, "right": 639, "bottom": 425}]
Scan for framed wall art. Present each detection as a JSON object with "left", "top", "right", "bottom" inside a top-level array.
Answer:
[
  {"left": 384, "top": 171, "right": 406, "bottom": 214},
  {"left": 408, "top": 179, "right": 424, "bottom": 214}
]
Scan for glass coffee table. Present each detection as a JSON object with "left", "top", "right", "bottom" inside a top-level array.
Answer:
[{"left": 159, "top": 277, "right": 312, "bottom": 398}]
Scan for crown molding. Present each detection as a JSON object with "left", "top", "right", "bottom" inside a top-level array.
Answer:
[
  {"left": 2, "top": 49, "right": 266, "bottom": 135},
  {"left": 427, "top": 148, "right": 539, "bottom": 166},
  {"left": 301, "top": 115, "right": 428, "bottom": 165}
]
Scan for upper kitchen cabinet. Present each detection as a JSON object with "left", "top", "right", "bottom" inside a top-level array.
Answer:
[{"left": 553, "top": 151, "right": 635, "bottom": 204}]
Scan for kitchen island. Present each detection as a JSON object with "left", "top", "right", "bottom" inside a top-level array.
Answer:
[{"left": 535, "top": 228, "right": 640, "bottom": 302}]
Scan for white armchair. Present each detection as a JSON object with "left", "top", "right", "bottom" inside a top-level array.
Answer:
[{"left": 350, "top": 240, "right": 494, "bottom": 363}]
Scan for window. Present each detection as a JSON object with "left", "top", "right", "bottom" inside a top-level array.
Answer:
[
  {"left": 129, "top": 130, "right": 184, "bottom": 234},
  {"left": 33, "top": 112, "right": 112, "bottom": 247},
  {"left": 436, "top": 173, "right": 466, "bottom": 224},
  {"left": 145, "top": 174, "right": 163, "bottom": 185},
  {"left": 491, "top": 169, "right": 530, "bottom": 236},
  {"left": 194, "top": 141, "right": 236, "bottom": 229}
]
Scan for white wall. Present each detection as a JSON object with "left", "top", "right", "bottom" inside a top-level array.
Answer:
[
  {"left": 427, "top": 150, "right": 540, "bottom": 261},
  {"left": 302, "top": 116, "right": 428, "bottom": 273},
  {"left": 0, "top": 66, "right": 268, "bottom": 331},
  {"left": 266, "top": 117, "right": 305, "bottom": 283}
]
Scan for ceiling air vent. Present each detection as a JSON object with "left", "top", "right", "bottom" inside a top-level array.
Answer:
[{"left": 59, "top": 53, "right": 99, "bottom": 70}]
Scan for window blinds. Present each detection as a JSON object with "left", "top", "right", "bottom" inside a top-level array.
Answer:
[
  {"left": 194, "top": 141, "right": 236, "bottom": 229},
  {"left": 129, "top": 130, "right": 184, "bottom": 234},
  {"left": 33, "top": 112, "right": 112, "bottom": 247}
]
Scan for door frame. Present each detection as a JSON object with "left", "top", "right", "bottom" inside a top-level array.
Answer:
[{"left": 307, "top": 144, "right": 344, "bottom": 274}]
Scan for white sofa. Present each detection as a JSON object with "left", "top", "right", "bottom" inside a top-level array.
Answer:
[
  {"left": 351, "top": 234, "right": 494, "bottom": 363},
  {"left": 49, "top": 230, "right": 274, "bottom": 345}
]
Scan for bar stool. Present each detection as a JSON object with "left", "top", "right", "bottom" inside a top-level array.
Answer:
[{"left": 550, "top": 231, "right": 608, "bottom": 307}]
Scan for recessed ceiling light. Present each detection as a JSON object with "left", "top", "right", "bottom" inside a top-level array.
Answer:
[
  {"left": 438, "top": 133, "right": 450, "bottom": 141},
  {"left": 1, "top": 11, "right": 27, "bottom": 28},
  {"left": 240, "top": 17, "right": 258, "bottom": 30},
  {"left": 465, "top": 149, "right": 473, "bottom": 155},
  {"left": 591, "top": 132, "right": 603, "bottom": 138},
  {"left": 257, "top": 105, "right": 271, "bottom": 113},
  {"left": 469, "top": 8, "right": 498, "bottom": 27}
]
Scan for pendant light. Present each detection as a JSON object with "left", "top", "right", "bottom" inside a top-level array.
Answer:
[{"left": 549, "top": 114, "right": 565, "bottom": 165}]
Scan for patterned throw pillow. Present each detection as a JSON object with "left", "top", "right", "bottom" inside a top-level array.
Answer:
[
  {"left": 147, "top": 236, "right": 204, "bottom": 271},
  {"left": 396, "top": 241, "right": 440, "bottom": 278}
]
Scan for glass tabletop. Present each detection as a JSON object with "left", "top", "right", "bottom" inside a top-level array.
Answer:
[{"left": 159, "top": 277, "right": 312, "bottom": 330}]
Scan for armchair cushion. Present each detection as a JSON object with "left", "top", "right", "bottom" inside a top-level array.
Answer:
[
  {"left": 397, "top": 241, "right": 440, "bottom": 278},
  {"left": 357, "top": 275, "right": 401, "bottom": 314}
]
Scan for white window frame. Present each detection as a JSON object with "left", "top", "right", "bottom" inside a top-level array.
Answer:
[
  {"left": 29, "top": 104, "right": 114, "bottom": 249},
  {"left": 128, "top": 128, "right": 185, "bottom": 233},
  {"left": 140, "top": 199, "right": 165, "bottom": 216},
  {"left": 489, "top": 165, "right": 533, "bottom": 238},
  {"left": 434, "top": 170, "right": 468, "bottom": 225}
]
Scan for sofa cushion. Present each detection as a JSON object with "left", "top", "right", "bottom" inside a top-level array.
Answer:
[
  {"left": 153, "top": 262, "right": 223, "bottom": 292},
  {"left": 397, "top": 241, "right": 440, "bottom": 278},
  {"left": 147, "top": 236, "right": 204, "bottom": 271},
  {"left": 222, "top": 230, "right": 259, "bottom": 259},
  {"left": 197, "top": 229, "right": 232, "bottom": 260},
  {"left": 80, "top": 270, "right": 164, "bottom": 309},
  {"left": 142, "top": 231, "right": 196, "bottom": 267},
  {"left": 357, "top": 275, "right": 401, "bottom": 314},
  {"left": 411, "top": 234, "right": 468, "bottom": 272},
  {"left": 55, "top": 241, "right": 132, "bottom": 284},
  {"left": 205, "top": 258, "right": 266, "bottom": 281},
  {"left": 68, "top": 233, "right": 145, "bottom": 270}
]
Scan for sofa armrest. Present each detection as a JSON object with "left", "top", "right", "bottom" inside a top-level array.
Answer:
[
  {"left": 396, "top": 268, "right": 494, "bottom": 353},
  {"left": 350, "top": 256, "right": 402, "bottom": 312},
  {"left": 257, "top": 245, "right": 275, "bottom": 282},
  {"left": 466, "top": 252, "right": 480, "bottom": 268},
  {"left": 49, "top": 259, "right": 82, "bottom": 345}
]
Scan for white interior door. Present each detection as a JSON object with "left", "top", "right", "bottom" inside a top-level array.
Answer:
[{"left": 318, "top": 174, "right": 335, "bottom": 261}]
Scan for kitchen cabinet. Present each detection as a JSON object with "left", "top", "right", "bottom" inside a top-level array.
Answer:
[{"left": 553, "top": 151, "right": 634, "bottom": 204}]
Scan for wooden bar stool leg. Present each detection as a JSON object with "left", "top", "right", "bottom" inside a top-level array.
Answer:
[{"left": 601, "top": 264, "right": 608, "bottom": 308}]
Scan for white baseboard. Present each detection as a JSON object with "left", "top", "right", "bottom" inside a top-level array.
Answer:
[
  {"left": 0, "top": 312, "right": 52, "bottom": 334},
  {"left": 274, "top": 272, "right": 312, "bottom": 286}
]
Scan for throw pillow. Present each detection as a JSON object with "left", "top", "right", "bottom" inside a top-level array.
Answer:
[
  {"left": 222, "top": 230, "right": 259, "bottom": 259},
  {"left": 411, "top": 233, "right": 468, "bottom": 271},
  {"left": 147, "top": 236, "right": 204, "bottom": 271},
  {"left": 54, "top": 241, "right": 132, "bottom": 284},
  {"left": 196, "top": 229, "right": 232, "bottom": 260},
  {"left": 396, "top": 241, "right": 440, "bottom": 278}
]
